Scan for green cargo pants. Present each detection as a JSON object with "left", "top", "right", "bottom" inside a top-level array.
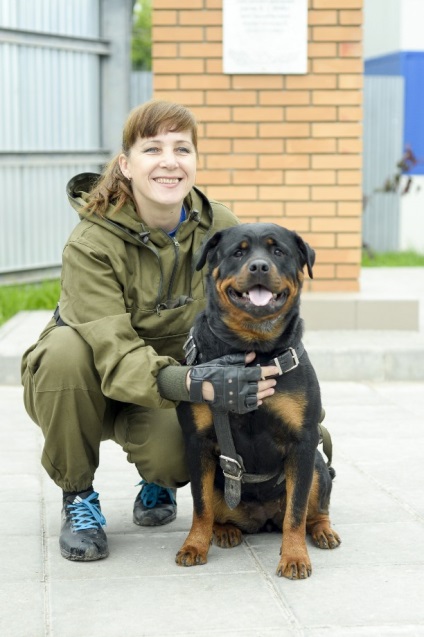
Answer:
[{"left": 22, "top": 324, "right": 189, "bottom": 493}]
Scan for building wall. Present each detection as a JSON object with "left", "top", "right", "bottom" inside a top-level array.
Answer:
[{"left": 151, "top": 0, "right": 363, "bottom": 292}]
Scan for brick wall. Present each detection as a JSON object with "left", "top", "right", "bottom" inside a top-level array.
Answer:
[{"left": 152, "top": 0, "right": 363, "bottom": 291}]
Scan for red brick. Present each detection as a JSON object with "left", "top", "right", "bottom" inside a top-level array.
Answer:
[
  {"left": 286, "top": 106, "right": 337, "bottom": 121},
  {"left": 313, "top": 26, "right": 361, "bottom": 41},
  {"left": 259, "top": 123, "right": 310, "bottom": 138},
  {"left": 233, "top": 170, "right": 284, "bottom": 185},
  {"left": 286, "top": 202, "right": 337, "bottom": 216},
  {"left": 312, "top": 186, "right": 362, "bottom": 201},
  {"left": 259, "top": 155, "right": 310, "bottom": 169},
  {"left": 179, "top": 10, "right": 221, "bottom": 25}
]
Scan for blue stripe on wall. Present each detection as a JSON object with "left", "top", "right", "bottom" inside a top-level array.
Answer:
[{"left": 365, "top": 52, "right": 424, "bottom": 175}]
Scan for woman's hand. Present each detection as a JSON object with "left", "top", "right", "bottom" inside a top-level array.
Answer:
[{"left": 185, "top": 351, "right": 278, "bottom": 409}]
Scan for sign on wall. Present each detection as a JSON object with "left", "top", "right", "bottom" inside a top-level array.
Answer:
[{"left": 223, "top": 0, "right": 308, "bottom": 75}]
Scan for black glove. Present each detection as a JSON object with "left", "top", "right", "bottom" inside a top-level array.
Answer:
[{"left": 188, "top": 354, "right": 261, "bottom": 414}]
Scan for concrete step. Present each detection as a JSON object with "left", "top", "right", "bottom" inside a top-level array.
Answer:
[{"left": 1, "top": 309, "right": 424, "bottom": 384}]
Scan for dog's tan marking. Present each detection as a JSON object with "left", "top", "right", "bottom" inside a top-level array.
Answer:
[
  {"left": 175, "top": 464, "right": 216, "bottom": 566},
  {"left": 192, "top": 404, "right": 213, "bottom": 433},
  {"left": 215, "top": 272, "right": 301, "bottom": 344},
  {"left": 277, "top": 464, "right": 311, "bottom": 579},
  {"left": 306, "top": 469, "right": 341, "bottom": 550},
  {"left": 265, "top": 392, "right": 307, "bottom": 433}
]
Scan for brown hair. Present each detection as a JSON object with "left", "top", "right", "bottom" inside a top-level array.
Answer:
[{"left": 84, "top": 100, "right": 198, "bottom": 216}]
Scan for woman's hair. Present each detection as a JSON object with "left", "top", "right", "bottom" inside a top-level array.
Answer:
[{"left": 84, "top": 100, "right": 198, "bottom": 216}]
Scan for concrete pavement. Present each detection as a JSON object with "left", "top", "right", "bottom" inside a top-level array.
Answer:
[
  {"left": 1, "top": 267, "right": 424, "bottom": 636},
  {"left": 1, "top": 381, "right": 424, "bottom": 636}
]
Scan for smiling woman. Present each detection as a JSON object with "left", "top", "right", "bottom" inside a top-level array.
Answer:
[
  {"left": 118, "top": 130, "right": 197, "bottom": 231},
  {"left": 20, "top": 99, "right": 278, "bottom": 564}
]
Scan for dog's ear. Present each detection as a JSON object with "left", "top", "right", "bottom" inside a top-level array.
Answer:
[
  {"left": 195, "top": 231, "right": 223, "bottom": 271},
  {"left": 294, "top": 233, "right": 315, "bottom": 279}
]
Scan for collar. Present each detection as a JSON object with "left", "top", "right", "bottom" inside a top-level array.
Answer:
[{"left": 183, "top": 326, "right": 305, "bottom": 375}]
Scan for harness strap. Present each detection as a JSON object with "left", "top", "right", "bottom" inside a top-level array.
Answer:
[
  {"left": 271, "top": 342, "right": 304, "bottom": 375},
  {"left": 213, "top": 409, "right": 283, "bottom": 510},
  {"left": 319, "top": 422, "right": 333, "bottom": 468}
]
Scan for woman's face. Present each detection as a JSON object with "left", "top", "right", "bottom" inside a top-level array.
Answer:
[{"left": 119, "top": 129, "right": 197, "bottom": 222}]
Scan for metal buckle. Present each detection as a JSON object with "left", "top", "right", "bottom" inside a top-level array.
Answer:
[
  {"left": 274, "top": 347, "right": 299, "bottom": 375},
  {"left": 219, "top": 455, "right": 244, "bottom": 481}
]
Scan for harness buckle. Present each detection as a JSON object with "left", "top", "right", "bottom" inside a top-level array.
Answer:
[
  {"left": 219, "top": 455, "right": 244, "bottom": 481},
  {"left": 273, "top": 347, "right": 299, "bottom": 375}
]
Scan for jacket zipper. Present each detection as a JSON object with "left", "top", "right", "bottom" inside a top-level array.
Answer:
[{"left": 167, "top": 235, "right": 180, "bottom": 300}]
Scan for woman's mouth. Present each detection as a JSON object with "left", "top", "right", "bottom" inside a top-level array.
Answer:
[{"left": 154, "top": 177, "right": 182, "bottom": 185}]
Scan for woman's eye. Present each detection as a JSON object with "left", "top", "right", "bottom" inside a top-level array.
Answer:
[
  {"left": 176, "top": 147, "right": 190, "bottom": 154},
  {"left": 144, "top": 147, "right": 159, "bottom": 153}
]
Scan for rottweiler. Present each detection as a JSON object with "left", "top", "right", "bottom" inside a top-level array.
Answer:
[{"left": 175, "top": 223, "right": 340, "bottom": 579}]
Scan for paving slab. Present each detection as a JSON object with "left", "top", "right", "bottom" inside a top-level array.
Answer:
[{"left": 1, "top": 381, "right": 424, "bottom": 637}]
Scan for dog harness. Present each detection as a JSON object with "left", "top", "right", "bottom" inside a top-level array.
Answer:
[{"left": 184, "top": 329, "right": 310, "bottom": 509}]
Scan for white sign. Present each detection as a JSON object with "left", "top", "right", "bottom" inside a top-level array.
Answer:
[{"left": 223, "top": 0, "right": 308, "bottom": 75}]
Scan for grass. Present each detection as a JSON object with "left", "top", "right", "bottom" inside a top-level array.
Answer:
[
  {"left": 1, "top": 249, "right": 424, "bottom": 327},
  {"left": 362, "top": 249, "right": 424, "bottom": 267},
  {"left": 0, "top": 279, "right": 60, "bottom": 327}
]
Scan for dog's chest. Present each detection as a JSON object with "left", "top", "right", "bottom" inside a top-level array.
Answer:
[{"left": 228, "top": 411, "right": 292, "bottom": 472}]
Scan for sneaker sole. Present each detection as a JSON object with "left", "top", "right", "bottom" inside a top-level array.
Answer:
[
  {"left": 60, "top": 547, "right": 109, "bottom": 561},
  {"left": 133, "top": 510, "right": 177, "bottom": 527}
]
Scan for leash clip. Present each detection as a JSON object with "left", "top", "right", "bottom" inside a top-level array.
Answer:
[{"left": 273, "top": 347, "right": 299, "bottom": 375}]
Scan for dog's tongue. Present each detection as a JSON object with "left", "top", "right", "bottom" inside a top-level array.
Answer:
[{"left": 248, "top": 286, "right": 273, "bottom": 306}]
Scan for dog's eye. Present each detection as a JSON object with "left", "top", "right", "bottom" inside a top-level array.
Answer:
[
  {"left": 233, "top": 249, "right": 244, "bottom": 258},
  {"left": 274, "top": 248, "right": 284, "bottom": 256}
]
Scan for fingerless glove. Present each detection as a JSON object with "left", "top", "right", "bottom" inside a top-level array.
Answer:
[{"left": 188, "top": 354, "right": 261, "bottom": 414}]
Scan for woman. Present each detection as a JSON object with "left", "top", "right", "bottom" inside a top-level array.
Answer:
[{"left": 21, "top": 100, "right": 278, "bottom": 562}]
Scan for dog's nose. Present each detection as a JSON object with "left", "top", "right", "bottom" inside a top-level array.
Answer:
[{"left": 249, "top": 259, "right": 269, "bottom": 273}]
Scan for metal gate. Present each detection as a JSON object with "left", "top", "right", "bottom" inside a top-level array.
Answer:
[
  {"left": 0, "top": 0, "right": 132, "bottom": 275},
  {"left": 362, "top": 75, "right": 404, "bottom": 252}
]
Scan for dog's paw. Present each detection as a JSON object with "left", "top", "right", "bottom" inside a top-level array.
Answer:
[
  {"left": 213, "top": 523, "right": 243, "bottom": 548},
  {"left": 310, "top": 523, "right": 341, "bottom": 550},
  {"left": 175, "top": 545, "right": 208, "bottom": 567},
  {"left": 276, "top": 554, "right": 312, "bottom": 579}
]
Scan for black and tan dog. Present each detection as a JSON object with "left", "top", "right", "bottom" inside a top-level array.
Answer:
[{"left": 175, "top": 223, "right": 340, "bottom": 579}]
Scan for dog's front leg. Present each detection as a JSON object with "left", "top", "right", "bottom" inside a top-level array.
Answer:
[
  {"left": 277, "top": 446, "right": 316, "bottom": 579},
  {"left": 175, "top": 436, "right": 216, "bottom": 567}
]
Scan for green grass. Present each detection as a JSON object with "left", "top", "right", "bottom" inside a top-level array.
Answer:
[
  {"left": 362, "top": 250, "right": 424, "bottom": 267},
  {"left": 1, "top": 249, "right": 424, "bottom": 327},
  {"left": 0, "top": 279, "right": 60, "bottom": 327}
]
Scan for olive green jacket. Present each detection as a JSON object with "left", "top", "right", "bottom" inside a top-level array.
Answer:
[{"left": 22, "top": 172, "right": 238, "bottom": 409}]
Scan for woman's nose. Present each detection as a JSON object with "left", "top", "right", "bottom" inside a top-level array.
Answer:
[{"left": 160, "top": 152, "right": 178, "bottom": 169}]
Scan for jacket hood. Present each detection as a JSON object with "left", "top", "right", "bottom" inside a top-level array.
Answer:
[{"left": 66, "top": 172, "right": 215, "bottom": 248}]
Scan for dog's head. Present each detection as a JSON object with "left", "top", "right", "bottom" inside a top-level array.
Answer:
[{"left": 196, "top": 223, "right": 314, "bottom": 344}]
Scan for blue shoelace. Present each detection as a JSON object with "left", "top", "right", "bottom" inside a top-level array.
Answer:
[
  {"left": 137, "top": 480, "right": 176, "bottom": 508},
  {"left": 67, "top": 491, "right": 106, "bottom": 531}
]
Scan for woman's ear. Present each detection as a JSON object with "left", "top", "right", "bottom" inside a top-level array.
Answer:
[{"left": 118, "top": 154, "right": 131, "bottom": 180}]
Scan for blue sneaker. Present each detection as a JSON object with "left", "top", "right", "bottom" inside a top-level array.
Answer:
[
  {"left": 133, "top": 480, "right": 177, "bottom": 527},
  {"left": 60, "top": 490, "right": 108, "bottom": 561}
]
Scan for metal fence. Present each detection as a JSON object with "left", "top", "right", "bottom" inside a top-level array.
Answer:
[
  {"left": 362, "top": 75, "right": 404, "bottom": 252},
  {"left": 0, "top": 0, "right": 132, "bottom": 276},
  {"left": 131, "top": 71, "right": 153, "bottom": 109}
]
